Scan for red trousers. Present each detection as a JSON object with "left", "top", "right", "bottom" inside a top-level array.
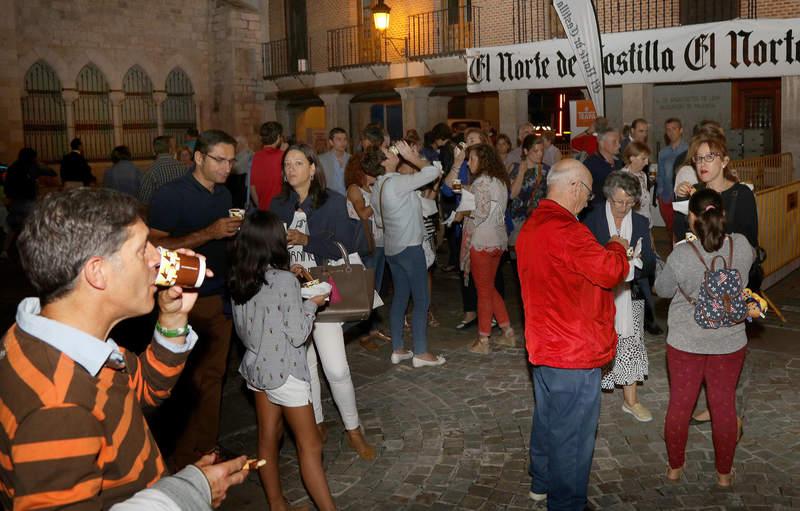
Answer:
[
  {"left": 470, "top": 248, "right": 510, "bottom": 337},
  {"left": 658, "top": 199, "right": 674, "bottom": 236},
  {"left": 665, "top": 345, "right": 745, "bottom": 474}
]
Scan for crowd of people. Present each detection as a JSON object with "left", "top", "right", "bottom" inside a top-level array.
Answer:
[{"left": 0, "top": 110, "right": 761, "bottom": 510}]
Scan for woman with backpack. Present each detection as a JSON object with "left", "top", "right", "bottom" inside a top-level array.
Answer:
[{"left": 654, "top": 188, "right": 754, "bottom": 488}]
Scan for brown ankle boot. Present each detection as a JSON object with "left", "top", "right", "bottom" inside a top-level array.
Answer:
[{"left": 345, "top": 427, "right": 376, "bottom": 461}]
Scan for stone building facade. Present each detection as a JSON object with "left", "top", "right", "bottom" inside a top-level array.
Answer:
[
  {"left": 0, "top": 0, "right": 270, "bottom": 166},
  {"left": 2, "top": 0, "right": 800, "bottom": 175}
]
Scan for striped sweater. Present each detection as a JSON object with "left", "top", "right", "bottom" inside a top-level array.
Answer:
[{"left": 0, "top": 324, "right": 191, "bottom": 510}]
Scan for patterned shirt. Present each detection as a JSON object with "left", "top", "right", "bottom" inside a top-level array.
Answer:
[
  {"left": 138, "top": 155, "right": 190, "bottom": 205},
  {"left": 0, "top": 298, "right": 196, "bottom": 509}
]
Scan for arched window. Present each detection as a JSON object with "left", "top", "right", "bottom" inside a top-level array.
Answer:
[
  {"left": 122, "top": 66, "right": 157, "bottom": 159},
  {"left": 74, "top": 63, "right": 114, "bottom": 161},
  {"left": 21, "top": 61, "right": 67, "bottom": 163},
  {"left": 163, "top": 68, "right": 197, "bottom": 144}
]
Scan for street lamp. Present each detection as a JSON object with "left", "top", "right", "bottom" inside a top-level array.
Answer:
[{"left": 372, "top": 0, "right": 391, "bottom": 31}]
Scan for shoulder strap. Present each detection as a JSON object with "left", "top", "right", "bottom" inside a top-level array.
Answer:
[
  {"left": 378, "top": 176, "right": 390, "bottom": 230},
  {"left": 727, "top": 234, "right": 734, "bottom": 267},
  {"left": 686, "top": 240, "right": 710, "bottom": 271},
  {"left": 727, "top": 187, "right": 739, "bottom": 224}
]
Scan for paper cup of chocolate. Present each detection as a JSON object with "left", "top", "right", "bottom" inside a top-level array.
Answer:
[
  {"left": 155, "top": 247, "right": 206, "bottom": 288},
  {"left": 229, "top": 208, "right": 245, "bottom": 219}
]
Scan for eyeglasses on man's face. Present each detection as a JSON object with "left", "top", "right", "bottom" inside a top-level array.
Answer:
[
  {"left": 204, "top": 153, "right": 237, "bottom": 167},
  {"left": 692, "top": 152, "right": 721, "bottom": 164},
  {"left": 578, "top": 180, "right": 595, "bottom": 201}
]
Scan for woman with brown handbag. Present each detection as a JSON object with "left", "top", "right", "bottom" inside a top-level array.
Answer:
[{"left": 270, "top": 144, "right": 376, "bottom": 460}]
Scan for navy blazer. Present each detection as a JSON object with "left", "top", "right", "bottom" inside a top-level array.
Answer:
[
  {"left": 270, "top": 188, "right": 356, "bottom": 262},
  {"left": 582, "top": 204, "right": 656, "bottom": 280}
]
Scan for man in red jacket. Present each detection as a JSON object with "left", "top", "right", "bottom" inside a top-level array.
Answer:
[{"left": 516, "top": 159, "right": 630, "bottom": 510}]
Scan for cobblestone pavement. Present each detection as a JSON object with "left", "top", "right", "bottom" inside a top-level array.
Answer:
[
  {"left": 218, "top": 266, "right": 800, "bottom": 511},
  {"left": 1, "top": 239, "right": 797, "bottom": 510}
]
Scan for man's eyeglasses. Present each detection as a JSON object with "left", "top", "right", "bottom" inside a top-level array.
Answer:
[
  {"left": 692, "top": 152, "right": 721, "bottom": 164},
  {"left": 578, "top": 181, "right": 595, "bottom": 201},
  {"left": 204, "top": 153, "right": 237, "bottom": 167}
]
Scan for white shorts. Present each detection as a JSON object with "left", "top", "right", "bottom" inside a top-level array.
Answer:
[{"left": 248, "top": 375, "right": 312, "bottom": 408}]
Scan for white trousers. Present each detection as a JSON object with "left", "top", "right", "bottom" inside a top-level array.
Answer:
[{"left": 307, "top": 322, "right": 361, "bottom": 431}]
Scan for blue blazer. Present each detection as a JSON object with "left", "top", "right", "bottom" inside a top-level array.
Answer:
[
  {"left": 582, "top": 204, "right": 656, "bottom": 280},
  {"left": 270, "top": 188, "right": 356, "bottom": 262}
]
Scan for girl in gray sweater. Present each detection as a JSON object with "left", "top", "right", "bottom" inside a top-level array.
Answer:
[
  {"left": 229, "top": 211, "right": 336, "bottom": 511},
  {"left": 655, "top": 188, "right": 754, "bottom": 488}
]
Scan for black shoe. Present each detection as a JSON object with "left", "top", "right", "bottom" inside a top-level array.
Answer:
[{"left": 645, "top": 322, "right": 663, "bottom": 335}]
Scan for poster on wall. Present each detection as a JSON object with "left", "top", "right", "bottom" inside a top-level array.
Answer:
[
  {"left": 569, "top": 99, "right": 597, "bottom": 135},
  {"left": 467, "top": 18, "right": 800, "bottom": 92}
]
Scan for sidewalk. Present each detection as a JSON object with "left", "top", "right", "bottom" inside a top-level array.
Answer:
[{"left": 218, "top": 257, "right": 800, "bottom": 510}]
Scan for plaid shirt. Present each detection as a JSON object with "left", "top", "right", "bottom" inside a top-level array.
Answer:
[{"left": 138, "top": 155, "right": 190, "bottom": 205}]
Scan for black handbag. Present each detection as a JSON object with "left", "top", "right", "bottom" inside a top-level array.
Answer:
[{"left": 309, "top": 242, "right": 375, "bottom": 323}]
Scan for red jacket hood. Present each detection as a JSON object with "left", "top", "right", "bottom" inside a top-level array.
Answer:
[{"left": 516, "top": 199, "right": 629, "bottom": 369}]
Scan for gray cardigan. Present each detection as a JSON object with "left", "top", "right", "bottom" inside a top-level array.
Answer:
[
  {"left": 232, "top": 268, "right": 318, "bottom": 390},
  {"left": 654, "top": 233, "right": 754, "bottom": 355}
]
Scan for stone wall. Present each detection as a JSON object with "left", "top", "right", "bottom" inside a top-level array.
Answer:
[{"left": 1, "top": 0, "right": 269, "bottom": 162}]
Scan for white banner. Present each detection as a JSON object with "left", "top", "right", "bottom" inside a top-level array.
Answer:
[
  {"left": 467, "top": 18, "right": 800, "bottom": 92},
  {"left": 553, "top": 0, "right": 605, "bottom": 115}
]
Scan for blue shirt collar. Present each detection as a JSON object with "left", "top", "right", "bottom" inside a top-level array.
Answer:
[{"left": 15, "top": 297, "right": 124, "bottom": 377}]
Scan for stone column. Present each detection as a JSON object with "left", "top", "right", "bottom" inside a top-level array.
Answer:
[
  {"left": 153, "top": 91, "right": 167, "bottom": 135},
  {"left": 349, "top": 102, "right": 372, "bottom": 141},
  {"left": 781, "top": 76, "right": 800, "bottom": 180},
  {"left": 109, "top": 90, "right": 125, "bottom": 146},
  {"left": 395, "top": 86, "right": 435, "bottom": 134},
  {"left": 62, "top": 89, "right": 80, "bottom": 142},
  {"left": 428, "top": 96, "right": 451, "bottom": 127},
  {"left": 621, "top": 83, "right": 654, "bottom": 129},
  {"left": 498, "top": 89, "right": 528, "bottom": 143},
  {"left": 319, "top": 92, "right": 354, "bottom": 135}
]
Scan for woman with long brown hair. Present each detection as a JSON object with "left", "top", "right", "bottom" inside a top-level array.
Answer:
[{"left": 461, "top": 143, "right": 515, "bottom": 354}]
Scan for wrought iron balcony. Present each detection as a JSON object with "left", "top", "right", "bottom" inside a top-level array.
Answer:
[
  {"left": 327, "top": 25, "right": 386, "bottom": 71},
  {"left": 408, "top": 5, "right": 481, "bottom": 60},
  {"left": 513, "top": 0, "right": 758, "bottom": 44},
  {"left": 262, "top": 39, "right": 311, "bottom": 79}
]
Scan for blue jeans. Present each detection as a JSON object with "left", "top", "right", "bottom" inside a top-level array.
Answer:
[
  {"left": 363, "top": 246, "right": 386, "bottom": 294},
  {"left": 363, "top": 247, "right": 387, "bottom": 332},
  {"left": 386, "top": 245, "right": 429, "bottom": 354},
  {"left": 530, "top": 366, "right": 601, "bottom": 511}
]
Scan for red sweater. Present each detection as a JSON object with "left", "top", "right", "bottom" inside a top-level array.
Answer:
[
  {"left": 250, "top": 146, "right": 284, "bottom": 210},
  {"left": 516, "top": 199, "right": 629, "bottom": 369}
]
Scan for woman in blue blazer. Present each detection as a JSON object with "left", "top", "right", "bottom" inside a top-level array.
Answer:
[
  {"left": 583, "top": 170, "right": 656, "bottom": 423},
  {"left": 270, "top": 144, "right": 376, "bottom": 460}
]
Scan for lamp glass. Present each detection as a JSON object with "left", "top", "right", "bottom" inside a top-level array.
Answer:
[{"left": 373, "top": 11, "right": 390, "bottom": 31}]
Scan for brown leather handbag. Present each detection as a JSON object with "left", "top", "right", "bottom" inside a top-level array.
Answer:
[{"left": 309, "top": 242, "right": 375, "bottom": 322}]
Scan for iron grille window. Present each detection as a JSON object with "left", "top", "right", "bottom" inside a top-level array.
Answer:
[
  {"left": 121, "top": 66, "right": 158, "bottom": 160},
  {"left": 163, "top": 68, "right": 197, "bottom": 144},
  {"left": 21, "top": 61, "right": 67, "bottom": 163},
  {"left": 74, "top": 64, "right": 114, "bottom": 161}
]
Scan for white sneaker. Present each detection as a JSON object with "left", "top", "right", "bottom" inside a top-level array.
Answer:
[
  {"left": 622, "top": 402, "right": 653, "bottom": 422},
  {"left": 529, "top": 491, "right": 547, "bottom": 502},
  {"left": 390, "top": 351, "right": 413, "bottom": 364},
  {"left": 412, "top": 355, "right": 446, "bottom": 368}
]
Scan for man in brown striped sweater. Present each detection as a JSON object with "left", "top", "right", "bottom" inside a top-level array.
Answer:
[{"left": 0, "top": 188, "right": 248, "bottom": 510}]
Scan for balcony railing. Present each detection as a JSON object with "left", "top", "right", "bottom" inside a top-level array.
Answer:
[
  {"left": 408, "top": 5, "right": 481, "bottom": 60},
  {"left": 262, "top": 39, "right": 311, "bottom": 79},
  {"left": 327, "top": 25, "right": 386, "bottom": 70},
  {"left": 513, "top": 0, "right": 757, "bottom": 44}
]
